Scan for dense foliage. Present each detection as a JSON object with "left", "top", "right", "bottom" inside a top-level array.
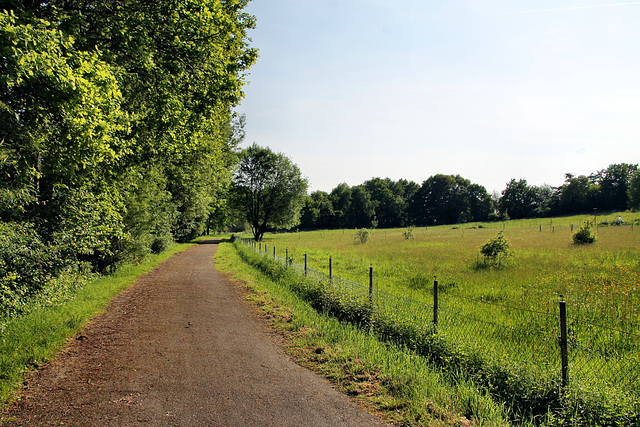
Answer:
[
  {"left": 1, "top": 1, "right": 256, "bottom": 315},
  {"left": 230, "top": 144, "right": 308, "bottom": 241},
  {"left": 297, "top": 163, "right": 639, "bottom": 231}
]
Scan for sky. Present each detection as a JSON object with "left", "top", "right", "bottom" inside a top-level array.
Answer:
[{"left": 235, "top": 0, "right": 640, "bottom": 195}]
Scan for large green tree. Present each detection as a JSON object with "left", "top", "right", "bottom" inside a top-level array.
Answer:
[
  {"left": 593, "top": 163, "right": 638, "bottom": 211},
  {"left": 499, "top": 179, "right": 539, "bottom": 219},
  {"left": 1, "top": 11, "right": 129, "bottom": 269},
  {"left": 231, "top": 144, "right": 308, "bottom": 241},
  {"left": 557, "top": 174, "right": 600, "bottom": 215},
  {"left": 411, "top": 175, "right": 464, "bottom": 225},
  {"left": 346, "top": 185, "right": 375, "bottom": 228},
  {"left": 364, "top": 178, "right": 406, "bottom": 228},
  {"left": 628, "top": 169, "right": 640, "bottom": 211},
  {"left": 330, "top": 183, "right": 352, "bottom": 229},
  {"left": 1, "top": 0, "right": 256, "bottom": 312}
]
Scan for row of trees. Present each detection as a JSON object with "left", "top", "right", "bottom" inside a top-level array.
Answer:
[
  {"left": 298, "top": 175, "right": 492, "bottom": 230},
  {"left": 293, "top": 163, "right": 639, "bottom": 231},
  {"left": 500, "top": 163, "right": 639, "bottom": 219},
  {"left": 298, "top": 175, "right": 493, "bottom": 230},
  {"left": 1, "top": 1, "right": 257, "bottom": 311}
]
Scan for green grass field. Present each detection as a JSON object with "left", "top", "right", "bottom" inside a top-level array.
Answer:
[
  {"left": 258, "top": 212, "right": 639, "bottom": 329},
  {"left": 237, "top": 212, "right": 640, "bottom": 424}
]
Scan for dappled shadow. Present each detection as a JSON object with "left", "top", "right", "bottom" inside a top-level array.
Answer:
[
  {"left": 197, "top": 239, "right": 221, "bottom": 245},
  {"left": 197, "top": 238, "right": 233, "bottom": 245}
]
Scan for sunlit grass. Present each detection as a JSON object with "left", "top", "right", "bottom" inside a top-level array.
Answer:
[
  {"left": 258, "top": 212, "right": 640, "bottom": 330},
  {"left": 214, "top": 241, "right": 513, "bottom": 426},
  {"left": 236, "top": 212, "right": 640, "bottom": 424}
]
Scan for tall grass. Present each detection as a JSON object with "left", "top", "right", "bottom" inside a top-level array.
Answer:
[
  {"left": 238, "top": 213, "right": 640, "bottom": 425},
  {"left": 261, "top": 213, "right": 640, "bottom": 331},
  {"left": 214, "top": 241, "right": 512, "bottom": 426}
]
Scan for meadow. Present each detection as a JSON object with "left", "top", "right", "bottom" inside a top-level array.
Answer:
[
  {"left": 237, "top": 212, "right": 640, "bottom": 424},
  {"left": 258, "top": 213, "right": 639, "bottom": 328}
]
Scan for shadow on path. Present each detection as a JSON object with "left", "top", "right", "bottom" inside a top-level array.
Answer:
[{"left": 1, "top": 241, "right": 388, "bottom": 426}]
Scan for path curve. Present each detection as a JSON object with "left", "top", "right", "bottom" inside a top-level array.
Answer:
[{"left": 1, "top": 240, "right": 388, "bottom": 426}]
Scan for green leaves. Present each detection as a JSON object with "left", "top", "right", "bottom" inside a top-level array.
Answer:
[
  {"left": 1, "top": 11, "right": 129, "bottom": 190},
  {"left": 1, "top": 0, "right": 257, "bottom": 307},
  {"left": 479, "top": 231, "right": 513, "bottom": 267},
  {"left": 232, "top": 144, "right": 308, "bottom": 241}
]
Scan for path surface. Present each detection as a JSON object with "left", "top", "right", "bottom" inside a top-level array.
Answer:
[{"left": 1, "top": 240, "right": 388, "bottom": 426}]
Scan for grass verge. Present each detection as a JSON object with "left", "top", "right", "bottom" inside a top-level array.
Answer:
[
  {"left": 231, "top": 237, "right": 640, "bottom": 426},
  {"left": 214, "top": 240, "right": 512, "bottom": 426},
  {"left": 0, "top": 239, "right": 204, "bottom": 408}
]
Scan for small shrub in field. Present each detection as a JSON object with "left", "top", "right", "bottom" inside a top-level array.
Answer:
[
  {"left": 479, "top": 231, "right": 512, "bottom": 267},
  {"left": 354, "top": 228, "right": 370, "bottom": 244},
  {"left": 403, "top": 227, "right": 414, "bottom": 240},
  {"left": 573, "top": 223, "right": 597, "bottom": 245}
]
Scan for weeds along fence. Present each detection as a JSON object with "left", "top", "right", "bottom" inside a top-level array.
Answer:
[{"left": 235, "top": 237, "right": 640, "bottom": 424}]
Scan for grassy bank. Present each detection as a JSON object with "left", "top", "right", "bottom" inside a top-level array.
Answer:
[
  {"left": 232, "top": 214, "right": 640, "bottom": 425},
  {"left": 0, "top": 239, "right": 204, "bottom": 407},
  {"left": 214, "top": 240, "right": 513, "bottom": 426}
]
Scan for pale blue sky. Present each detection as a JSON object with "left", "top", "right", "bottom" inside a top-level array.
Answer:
[{"left": 236, "top": 0, "right": 640, "bottom": 194}]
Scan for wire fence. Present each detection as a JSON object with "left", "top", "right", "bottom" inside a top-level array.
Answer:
[{"left": 236, "top": 237, "right": 640, "bottom": 402}]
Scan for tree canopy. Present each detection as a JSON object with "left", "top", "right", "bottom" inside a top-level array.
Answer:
[
  {"left": 1, "top": 1, "right": 256, "bottom": 314},
  {"left": 231, "top": 144, "right": 308, "bottom": 241}
]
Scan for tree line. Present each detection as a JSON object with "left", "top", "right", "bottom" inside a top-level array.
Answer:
[
  {"left": 296, "top": 163, "right": 640, "bottom": 231},
  {"left": 1, "top": 1, "right": 256, "bottom": 315}
]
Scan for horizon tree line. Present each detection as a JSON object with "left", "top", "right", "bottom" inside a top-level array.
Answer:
[{"left": 295, "top": 163, "right": 639, "bottom": 231}]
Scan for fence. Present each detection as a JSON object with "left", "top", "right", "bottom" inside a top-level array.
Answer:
[{"left": 236, "top": 237, "right": 640, "bottom": 411}]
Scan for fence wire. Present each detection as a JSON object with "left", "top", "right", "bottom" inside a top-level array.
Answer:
[{"left": 237, "top": 237, "right": 639, "bottom": 399}]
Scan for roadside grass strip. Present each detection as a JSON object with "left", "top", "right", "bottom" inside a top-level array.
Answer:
[
  {"left": 230, "top": 237, "right": 640, "bottom": 426},
  {"left": 215, "top": 240, "right": 512, "bottom": 426}
]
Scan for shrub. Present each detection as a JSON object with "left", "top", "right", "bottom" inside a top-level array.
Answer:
[
  {"left": 573, "top": 224, "right": 597, "bottom": 244},
  {"left": 354, "top": 228, "right": 370, "bottom": 244},
  {"left": 402, "top": 227, "right": 414, "bottom": 240},
  {"left": 479, "top": 231, "right": 512, "bottom": 267}
]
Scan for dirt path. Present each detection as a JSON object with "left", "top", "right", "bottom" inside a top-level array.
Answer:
[{"left": 1, "top": 240, "right": 388, "bottom": 426}]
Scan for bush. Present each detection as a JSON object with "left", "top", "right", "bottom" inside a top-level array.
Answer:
[
  {"left": 354, "top": 228, "right": 370, "bottom": 244},
  {"left": 402, "top": 227, "right": 414, "bottom": 240},
  {"left": 573, "top": 224, "right": 597, "bottom": 245},
  {"left": 479, "top": 231, "right": 512, "bottom": 267}
]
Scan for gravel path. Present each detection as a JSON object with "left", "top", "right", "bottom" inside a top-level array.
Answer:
[{"left": 1, "top": 240, "right": 388, "bottom": 426}]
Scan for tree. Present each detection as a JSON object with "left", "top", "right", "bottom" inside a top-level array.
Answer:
[
  {"left": 330, "top": 183, "right": 352, "bottom": 228},
  {"left": 629, "top": 170, "right": 640, "bottom": 211},
  {"left": 231, "top": 144, "right": 308, "bottom": 241},
  {"left": 410, "top": 174, "right": 484, "bottom": 225},
  {"left": 1, "top": 1, "right": 256, "bottom": 309},
  {"left": 467, "top": 183, "right": 494, "bottom": 222},
  {"left": 347, "top": 185, "right": 375, "bottom": 228},
  {"left": 364, "top": 178, "right": 405, "bottom": 228},
  {"left": 593, "top": 163, "right": 638, "bottom": 211},
  {"left": 303, "top": 191, "right": 335, "bottom": 229},
  {"left": 558, "top": 174, "right": 599, "bottom": 214},
  {"left": 480, "top": 231, "right": 513, "bottom": 267},
  {"left": 0, "top": 11, "right": 128, "bottom": 199},
  {"left": 8, "top": 0, "right": 258, "bottom": 248},
  {"left": 499, "top": 179, "right": 538, "bottom": 219}
]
